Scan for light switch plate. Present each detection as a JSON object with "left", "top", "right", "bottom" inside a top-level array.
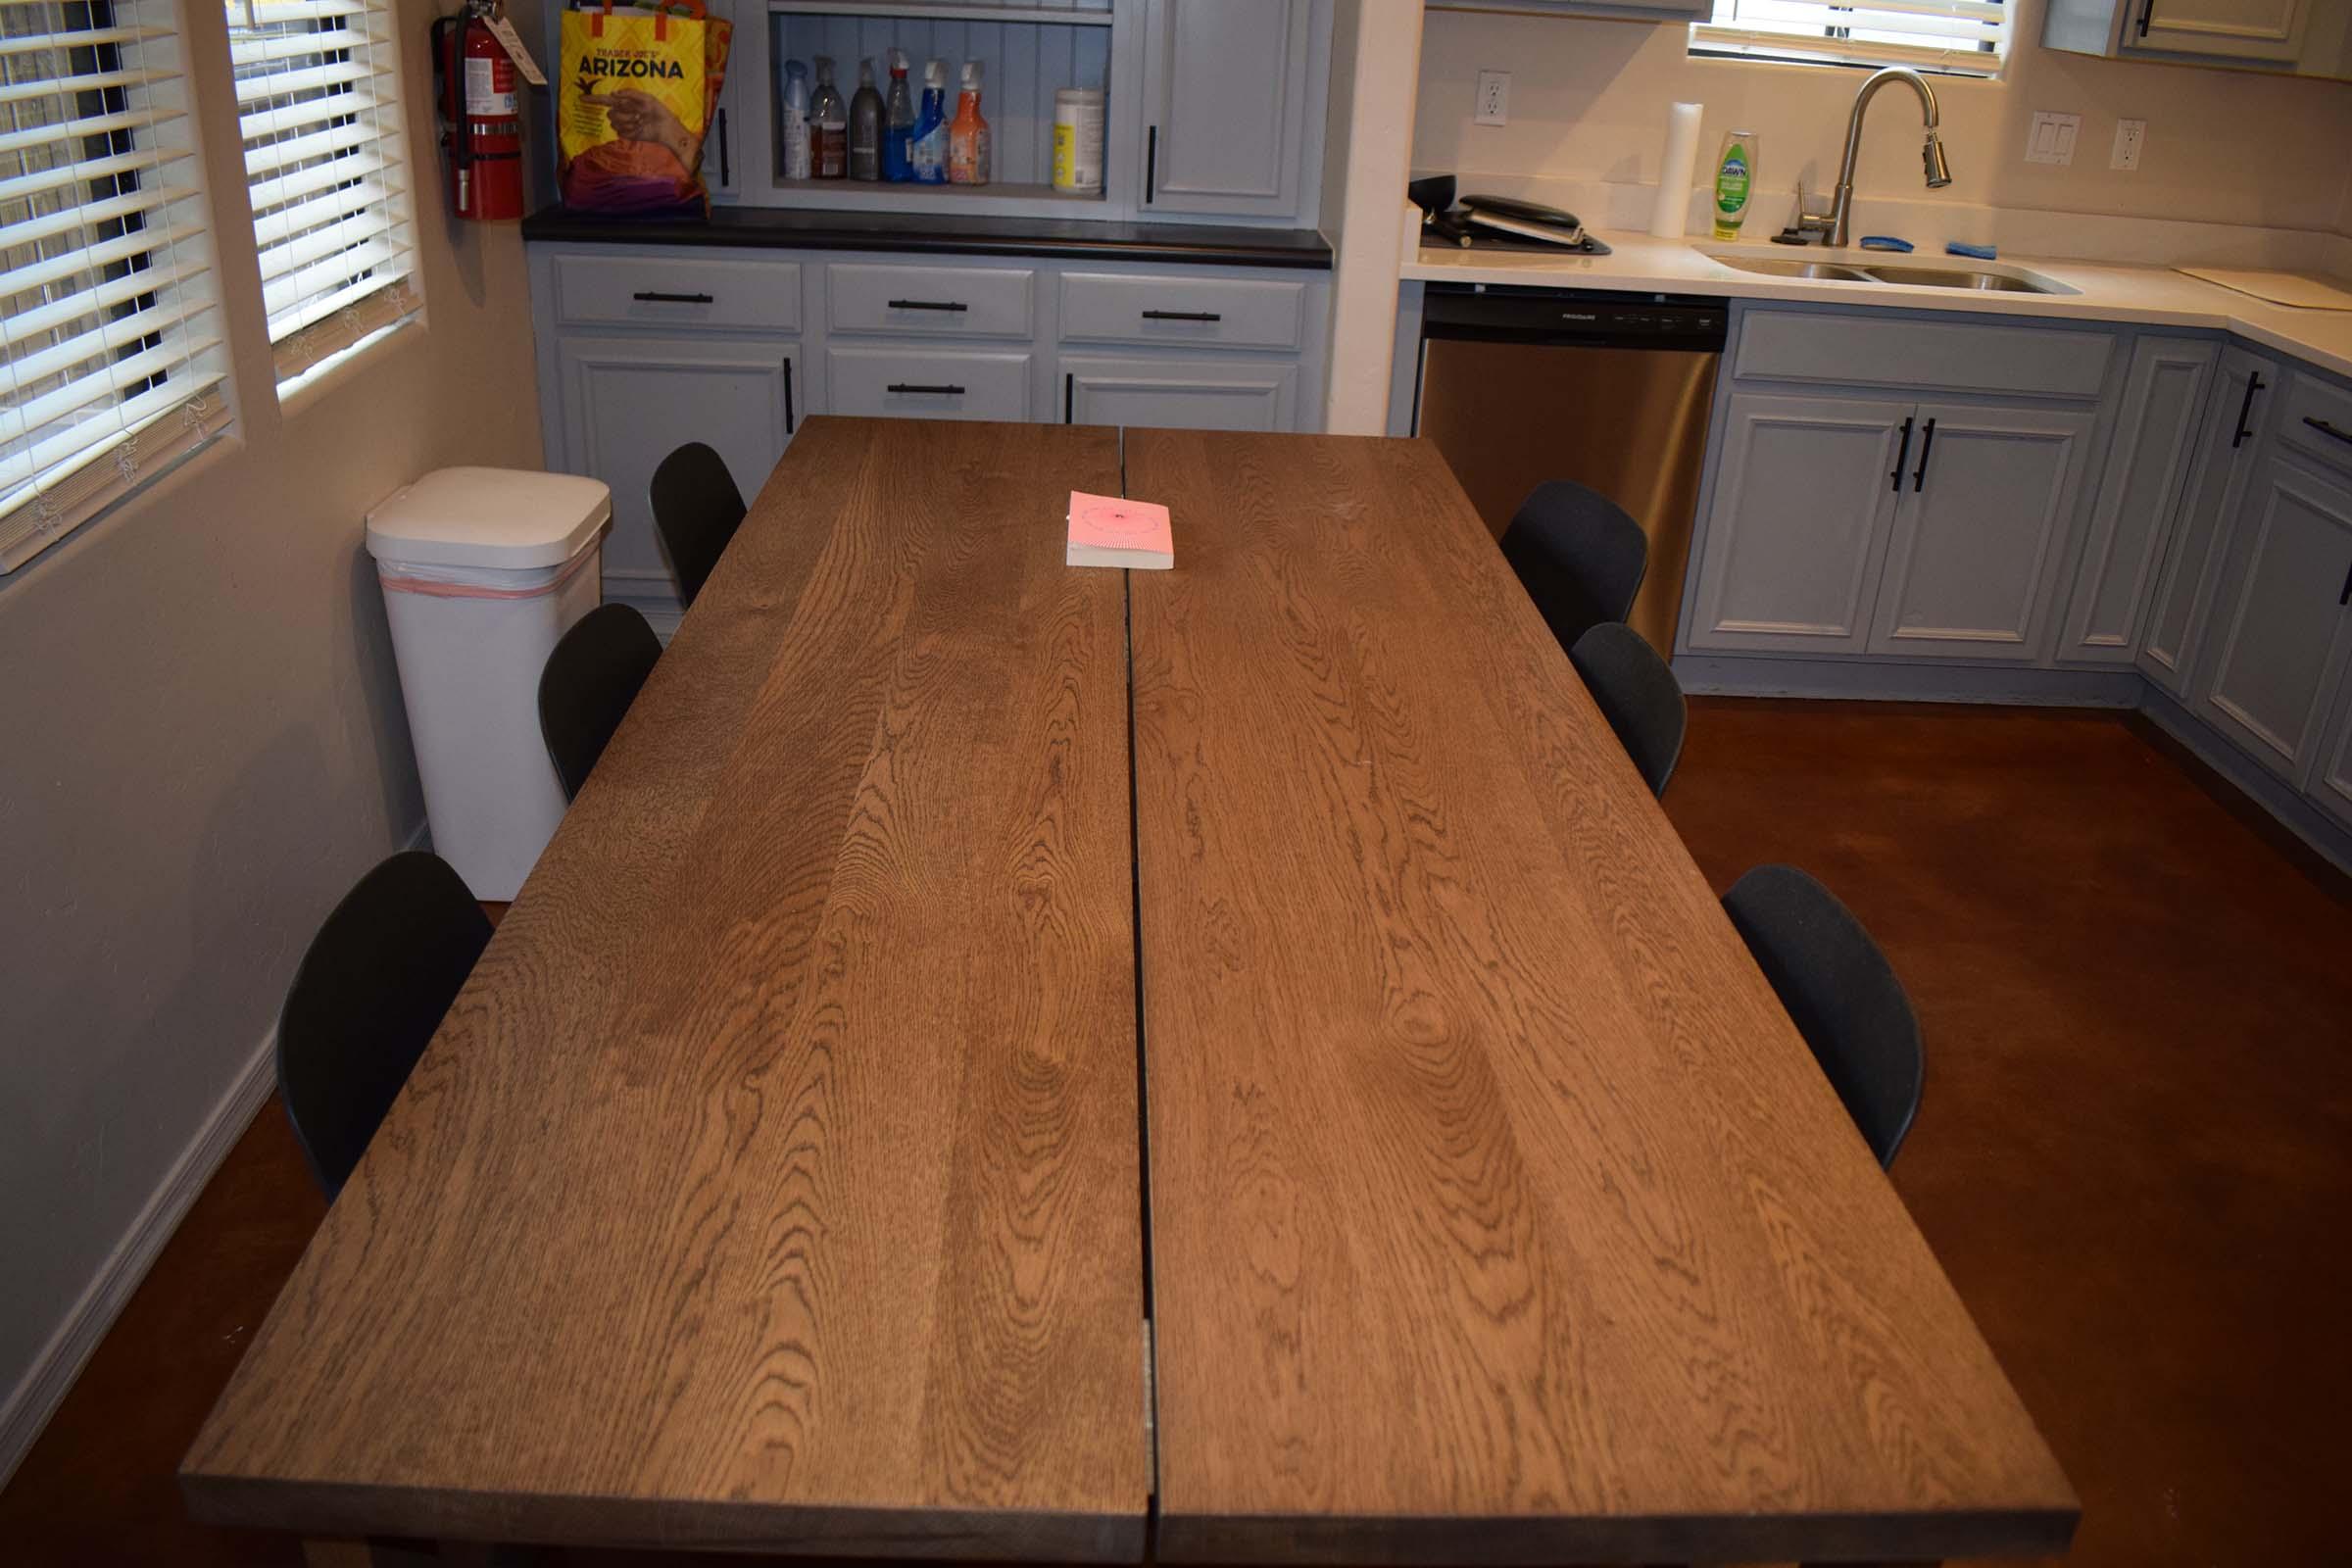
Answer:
[
  {"left": 2026, "top": 111, "right": 2082, "bottom": 167},
  {"left": 2112, "top": 119, "right": 2146, "bottom": 171},
  {"left": 1475, "top": 70, "right": 1509, "bottom": 127}
]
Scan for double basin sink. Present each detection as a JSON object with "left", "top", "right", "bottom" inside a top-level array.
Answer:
[{"left": 1705, "top": 249, "right": 2077, "bottom": 296}]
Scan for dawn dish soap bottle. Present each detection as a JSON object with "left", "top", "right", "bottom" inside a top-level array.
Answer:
[
  {"left": 947, "top": 60, "right": 991, "bottom": 186},
  {"left": 883, "top": 49, "right": 915, "bottom": 181},
  {"left": 1711, "top": 129, "right": 1756, "bottom": 242},
  {"left": 908, "top": 59, "right": 949, "bottom": 183}
]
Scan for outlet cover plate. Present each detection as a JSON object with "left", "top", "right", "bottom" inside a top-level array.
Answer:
[
  {"left": 2027, "top": 111, "right": 2081, "bottom": 167},
  {"left": 1475, "top": 70, "right": 1509, "bottom": 127},
  {"left": 2112, "top": 119, "right": 2146, "bottom": 171}
]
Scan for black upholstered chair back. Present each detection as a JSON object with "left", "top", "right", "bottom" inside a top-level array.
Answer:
[
  {"left": 1722, "top": 864, "right": 1925, "bottom": 1168},
  {"left": 276, "top": 852, "right": 492, "bottom": 1198},
  {"left": 538, "top": 603, "right": 662, "bottom": 803},
  {"left": 1569, "top": 621, "right": 1688, "bottom": 798},
  {"left": 649, "top": 440, "right": 747, "bottom": 609},
  {"left": 1498, "top": 479, "right": 1648, "bottom": 655}
]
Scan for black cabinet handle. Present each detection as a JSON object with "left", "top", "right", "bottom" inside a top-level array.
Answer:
[
  {"left": 1141, "top": 309, "right": 1222, "bottom": 322},
  {"left": 1912, "top": 417, "right": 1937, "bottom": 491},
  {"left": 716, "top": 107, "right": 730, "bottom": 186},
  {"left": 887, "top": 298, "right": 968, "bottom": 312},
  {"left": 2305, "top": 416, "right": 2352, "bottom": 448},
  {"left": 632, "top": 290, "right": 714, "bottom": 304},
  {"left": 1891, "top": 416, "right": 1914, "bottom": 492},
  {"left": 2340, "top": 559, "right": 2352, "bottom": 608},
  {"left": 1145, "top": 124, "right": 1157, "bottom": 205},
  {"left": 1063, "top": 371, "right": 1074, "bottom": 424},
  {"left": 887, "top": 382, "right": 964, "bottom": 395},
  {"left": 2233, "top": 372, "right": 2265, "bottom": 449},
  {"left": 783, "top": 357, "right": 795, "bottom": 435},
  {"left": 2137, "top": 0, "right": 2155, "bottom": 36}
]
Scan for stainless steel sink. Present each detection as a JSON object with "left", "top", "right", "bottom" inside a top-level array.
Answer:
[
  {"left": 1704, "top": 249, "right": 2076, "bottom": 296},
  {"left": 1710, "top": 256, "right": 1878, "bottom": 282}
]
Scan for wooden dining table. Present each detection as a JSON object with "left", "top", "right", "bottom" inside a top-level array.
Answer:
[{"left": 183, "top": 416, "right": 2076, "bottom": 1565}]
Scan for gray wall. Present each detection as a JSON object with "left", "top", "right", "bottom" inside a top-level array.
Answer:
[{"left": 0, "top": 0, "right": 545, "bottom": 1475}]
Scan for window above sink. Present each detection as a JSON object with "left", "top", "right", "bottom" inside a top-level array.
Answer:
[{"left": 1691, "top": 0, "right": 2009, "bottom": 79}]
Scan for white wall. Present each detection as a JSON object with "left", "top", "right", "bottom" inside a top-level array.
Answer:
[
  {"left": 0, "top": 0, "right": 544, "bottom": 1479},
  {"left": 1416, "top": 0, "right": 2352, "bottom": 238},
  {"left": 1320, "top": 1, "right": 1424, "bottom": 434}
]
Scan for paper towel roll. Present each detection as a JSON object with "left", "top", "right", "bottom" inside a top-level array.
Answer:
[{"left": 1651, "top": 102, "right": 1703, "bottom": 239}]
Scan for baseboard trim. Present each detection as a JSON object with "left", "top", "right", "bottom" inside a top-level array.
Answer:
[
  {"left": 2136, "top": 686, "right": 2352, "bottom": 878},
  {"left": 1671, "top": 654, "right": 2144, "bottom": 708},
  {"left": 0, "top": 1027, "right": 277, "bottom": 1489}
]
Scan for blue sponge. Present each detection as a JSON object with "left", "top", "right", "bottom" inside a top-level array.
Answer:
[
  {"left": 1858, "top": 236, "right": 1914, "bottom": 252},
  {"left": 1945, "top": 240, "right": 1998, "bottom": 261}
]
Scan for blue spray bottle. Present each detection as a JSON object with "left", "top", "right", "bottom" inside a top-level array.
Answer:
[{"left": 908, "top": 59, "right": 949, "bottom": 184}]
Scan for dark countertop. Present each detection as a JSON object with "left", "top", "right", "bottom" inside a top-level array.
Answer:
[{"left": 519, "top": 205, "right": 1333, "bottom": 270}]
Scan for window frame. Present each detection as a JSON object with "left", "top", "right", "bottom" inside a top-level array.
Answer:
[{"left": 1690, "top": 0, "right": 2009, "bottom": 79}]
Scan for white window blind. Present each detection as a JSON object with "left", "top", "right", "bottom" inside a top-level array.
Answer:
[
  {"left": 225, "top": 0, "right": 417, "bottom": 385},
  {"left": 2, "top": 0, "right": 227, "bottom": 573},
  {"left": 1694, "top": 1, "right": 2006, "bottom": 76}
]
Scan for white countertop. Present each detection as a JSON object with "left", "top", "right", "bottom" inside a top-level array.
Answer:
[{"left": 1402, "top": 231, "right": 2352, "bottom": 381}]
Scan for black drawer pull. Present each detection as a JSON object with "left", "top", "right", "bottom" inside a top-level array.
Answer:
[
  {"left": 2232, "top": 372, "right": 2265, "bottom": 449},
  {"left": 1912, "top": 416, "right": 1937, "bottom": 492},
  {"left": 2136, "top": 0, "right": 2154, "bottom": 36},
  {"left": 2304, "top": 416, "right": 2352, "bottom": 448},
  {"left": 2340, "top": 559, "right": 2352, "bottom": 608},
  {"left": 632, "top": 290, "right": 714, "bottom": 304},
  {"left": 1891, "top": 416, "right": 1913, "bottom": 493},
  {"left": 1142, "top": 309, "right": 1222, "bottom": 322},
  {"left": 887, "top": 382, "right": 965, "bottom": 395},
  {"left": 887, "top": 298, "right": 968, "bottom": 312}
]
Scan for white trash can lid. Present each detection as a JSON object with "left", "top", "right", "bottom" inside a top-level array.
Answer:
[{"left": 365, "top": 467, "right": 612, "bottom": 570}]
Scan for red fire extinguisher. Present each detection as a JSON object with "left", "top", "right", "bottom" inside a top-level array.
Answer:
[{"left": 432, "top": 1, "right": 524, "bottom": 221}]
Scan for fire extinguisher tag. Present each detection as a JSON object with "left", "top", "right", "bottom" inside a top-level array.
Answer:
[
  {"left": 466, "top": 55, "right": 519, "bottom": 116},
  {"left": 484, "top": 15, "right": 547, "bottom": 87}
]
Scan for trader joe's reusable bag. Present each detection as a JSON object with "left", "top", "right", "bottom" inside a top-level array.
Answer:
[{"left": 559, "top": 0, "right": 732, "bottom": 214}]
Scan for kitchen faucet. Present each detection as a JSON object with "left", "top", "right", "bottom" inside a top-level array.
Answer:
[{"left": 1795, "top": 67, "right": 1953, "bottom": 249}]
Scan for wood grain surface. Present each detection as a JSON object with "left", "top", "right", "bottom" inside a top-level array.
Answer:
[
  {"left": 182, "top": 418, "right": 1152, "bottom": 1560},
  {"left": 1122, "top": 429, "right": 2079, "bottom": 1564}
]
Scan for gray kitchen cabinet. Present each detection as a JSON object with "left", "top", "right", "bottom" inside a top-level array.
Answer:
[
  {"left": 2059, "top": 336, "right": 2221, "bottom": 666},
  {"left": 553, "top": 335, "right": 798, "bottom": 606},
  {"left": 1872, "top": 403, "right": 2098, "bottom": 661},
  {"left": 1140, "top": 0, "right": 1314, "bottom": 219},
  {"left": 1059, "top": 354, "right": 1297, "bottom": 430},
  {"left": 2190, "top": 450, "right": 2352, "bottom": 782},
  {"left": 2312, "top": 672, "right": 2352, "bottom": 831},
  {"left": 1685, "top": 391, "right": 1911, "bottom": 657},
  {"left": 2042, "top": 0, "right": 2345, "bottom": 75},
  {"left": 2138, "top": 346, "right": 2278, "bottom": 695}
]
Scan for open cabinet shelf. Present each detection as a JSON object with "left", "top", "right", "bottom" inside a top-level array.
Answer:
[{"left": 766, "top": 176, "right": 1102, "bottom": 206}]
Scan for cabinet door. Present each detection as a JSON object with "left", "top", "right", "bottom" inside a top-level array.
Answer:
[
  {"left": 2128, "top": 0, "right": 2308, "bottom": 62},
  {"left": 2309, "top": 663, "right": 2352, "bottom": 832},
  {"left": 2058, "top": 336, "right": 2218, "bottom": 665},
  {"left": 2192, "top": 453, "right": 2352, "bottom": 781},
  {"left": 1869, "top": 402, "right": 2097, "bottom": 662},
  {"left": 556, "top": 335, "right": 798, "bottom": 605},
  {"left": 2139, "top": 347, "right": 2277, "bottom": 696},
  {"left": 1059, "top": 355, "right": 1298, "bottom": 431},
  {"left": 1684, "top": 392, "right": 1911, "bottom": 657},
  {"left": 1140, "top": 0, "right": 1311, "bottom": 219}
]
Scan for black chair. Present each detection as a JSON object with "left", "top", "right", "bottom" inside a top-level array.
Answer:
[
  {"left": 1569, "top": 622, "right": 1687, "bottom": 798},
  {"left": 538, "top": 603, "right": 662, "bottom": 802},
  {"left": 1722, "top": 865, "right": 1925, "bottom": 1169},
  {"left": 649, "top": 441, "right": 746, "bottom": 608},
  {"left": 1498, "top": 479, "right": 1648, "bottom": 656},
  {"left": 277, "top": 852, "right": 493, "bottom": 1198}
]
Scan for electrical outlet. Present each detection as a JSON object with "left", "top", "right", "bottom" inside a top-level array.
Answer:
[
  {"left": 2026, "top": 111, "right": 2081, "bottom": 167},
  {"left": 2112, "top": 119, "right": 2146, "bottom": 171},
  {"left": 1475, "top": 70, "right": 1509, "bottom": 127}
]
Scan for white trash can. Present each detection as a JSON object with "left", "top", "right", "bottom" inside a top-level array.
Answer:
[{"left": 366, "top": 467, "right": 612, "bottom": 901}]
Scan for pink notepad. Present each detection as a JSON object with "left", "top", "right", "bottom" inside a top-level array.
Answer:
[{"left": 1067, "top": 491, "right": 1173, "bottom": 570}]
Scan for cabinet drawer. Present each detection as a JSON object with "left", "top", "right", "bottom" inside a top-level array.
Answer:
[
  {"left": 1734, "top": 309, "right": 2113, "bottom": 400},
  {"left": 551, "top": 254, "right": 801, "bottom": 332},
  {"left": 827, "top": 263, "right": 1035, "bottom": 338},
  {"left": 2276, "top": 370, "right": 2352, "bottom": 474},
  {"left": 826, "top": 348, "right": 1033, "bottom": 421},
  {"left": 1057, "top": 272, "right": 1306, "bottom": 350}
]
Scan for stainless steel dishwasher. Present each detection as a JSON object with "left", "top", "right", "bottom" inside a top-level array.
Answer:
[{"left": 1414, "top": 284, "right": 1726, "bottom": 654}]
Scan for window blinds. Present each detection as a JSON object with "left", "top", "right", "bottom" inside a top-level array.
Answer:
[
  {"left": 1, "top": 0, "right": 227, "bottom": 572},
  {"left": 226, "top": 0, "right": 417, "bottom": 384},
  {"left": 1694, "top": 0, "right": 2006, "bottom": 76}
]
